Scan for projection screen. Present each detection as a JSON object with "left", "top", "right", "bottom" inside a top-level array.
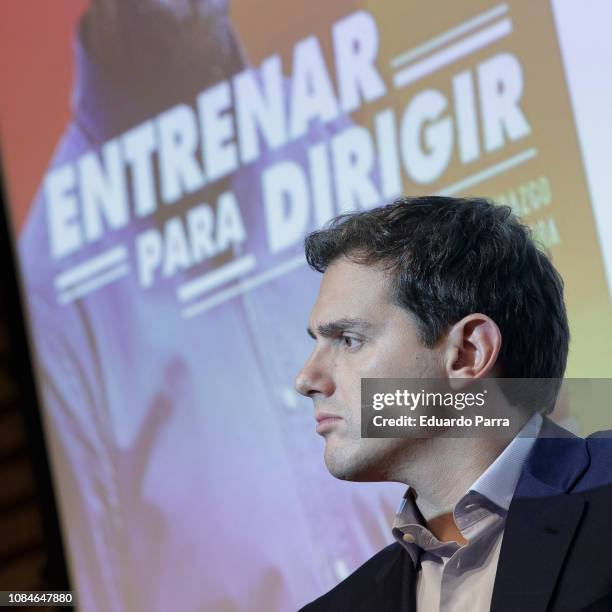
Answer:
[{"left": 0, "top": 0, "right": 611, "bottom": 610}]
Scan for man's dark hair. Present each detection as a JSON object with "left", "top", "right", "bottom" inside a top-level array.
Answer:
[{"left": 304, "top": 196, "right": 569, "bottom": 413}]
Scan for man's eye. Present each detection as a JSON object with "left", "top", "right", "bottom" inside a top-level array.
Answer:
[{"left": 342, "top": 335, "right": 362, "bottom": 350}]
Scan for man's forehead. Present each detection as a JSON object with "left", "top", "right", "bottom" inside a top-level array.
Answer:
[
  {"left": 322, "top": 256, "right": 389, "bottom": 289},
  {"left": 309, "top": 257, "right": 392, "bottom": 324}
]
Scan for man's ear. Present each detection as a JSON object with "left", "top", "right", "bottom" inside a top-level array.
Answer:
[{"left": 442, "top": 314, "right": 501, "bottom": 379}]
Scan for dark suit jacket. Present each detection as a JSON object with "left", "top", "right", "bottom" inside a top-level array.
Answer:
[{"left": 299, "top": 418, "right": 612, "bottom": 611}]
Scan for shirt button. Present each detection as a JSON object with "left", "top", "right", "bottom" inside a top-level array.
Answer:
[{"left": 403, "top": 533, "right": 416, "bottom": 543}]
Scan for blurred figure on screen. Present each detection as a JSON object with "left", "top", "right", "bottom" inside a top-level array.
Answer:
[{"left": 19, "top": 1, "right": 401, "bottom": 611}]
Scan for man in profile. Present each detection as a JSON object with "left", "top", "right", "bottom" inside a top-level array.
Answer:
[{"left": 295, "top": 196, "right": 612, "bottom": 611}]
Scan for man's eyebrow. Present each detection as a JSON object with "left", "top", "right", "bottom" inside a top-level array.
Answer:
[{"left": 307, "top": 318, "right": 373, "bottom": 339}]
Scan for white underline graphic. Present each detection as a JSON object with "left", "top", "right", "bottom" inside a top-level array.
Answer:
[
  {"left": 177, "top": 254, "right": 257, "bottom": 303},
  {"left": 391, "top": 4, "right": 509, "bottom": 68},
  {"left": 181, "top": 254, "right": 306, "bottom": 319},
  {"left": 54, "top": 245, "right": 128, "bottom": 291},
  {"left": 436, "top": 148, "right": 537, "bottom": 196},
  {"left": 57, "top": 263, "right": 129, "bottom": 304},
  {"left": 393, "top": 18, "right": 512, "bottom": 90}
]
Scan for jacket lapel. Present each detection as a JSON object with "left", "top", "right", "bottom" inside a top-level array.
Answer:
[{"left": 490, "top": 417, "right": 590, "bottom": 612}]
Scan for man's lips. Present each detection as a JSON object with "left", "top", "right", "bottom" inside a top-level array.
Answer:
[
  {"left": 315, "top": 412, "right": 343, "bottom": 433},
  {"left": 315, "top": 412, "right": 343, "bottom": 423}
]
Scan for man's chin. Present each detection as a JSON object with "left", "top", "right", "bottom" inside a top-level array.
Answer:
[
  {"left": 323, "top": 445, "right": 380, "bottom": 482},
  {"left": 323, "top": 437, "right": 406, "bottom": 482}
]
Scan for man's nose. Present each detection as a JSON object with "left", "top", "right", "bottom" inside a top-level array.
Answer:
[{"left": 294, "top": 351, "right": 335, "bottom": 398}]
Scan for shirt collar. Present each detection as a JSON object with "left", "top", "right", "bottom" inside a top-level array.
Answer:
[
  {"left": 392, "top": 411, "right": 543, "bottom": 565},
  {"left": 469, "top": 411, "right": 542, "bottom": 510}
]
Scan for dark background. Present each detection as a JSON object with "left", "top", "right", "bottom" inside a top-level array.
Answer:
[{"left": 0, "top": 177, "right": 71, "bottom": 608}]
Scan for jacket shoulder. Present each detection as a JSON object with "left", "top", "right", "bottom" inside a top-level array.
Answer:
[
  {"left": 298, "top": 543, "right": 403, "bottom": 612},
  {"left": 587, "top": 431, "right": 612, "bottom": 469},
  {"left": 574, "top": 431, "right": 612, "bottom": 491},
  {"left": 586, "top": 429, "right": 612, "bottom": 441}
]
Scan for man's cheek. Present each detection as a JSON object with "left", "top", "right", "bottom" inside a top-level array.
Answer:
[{"left": 354, "top": 346, "right": 394, "bottom": 378}]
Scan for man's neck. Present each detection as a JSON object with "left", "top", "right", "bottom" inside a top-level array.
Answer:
[
  {"left": 413, "top": 438, "right": 504, "bottom": 544},
  {"left": 427, "top": 512, "right": 469, "bottom": 545},
  {"left": 391, "top": 410, "right": 540, "bottom": 543}
]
